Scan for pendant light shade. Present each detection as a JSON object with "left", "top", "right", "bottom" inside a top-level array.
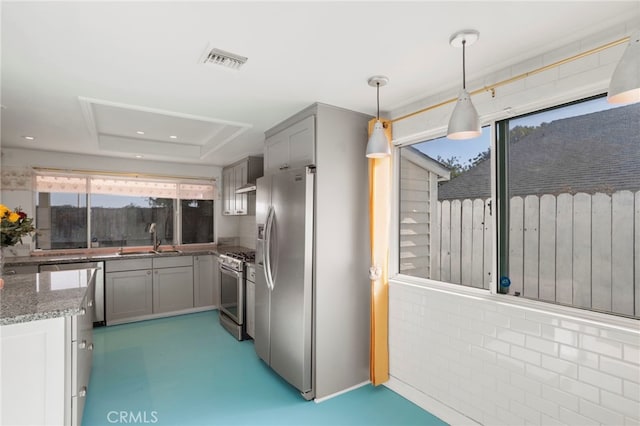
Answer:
[
  {"left": 366, "top": 120, "right": 390, "bottom": 158},
  {"left": 447, "top": 30, "right": 481, "bottom": 140},
  {"left": 607, "top": 30, "right": 640, "bottom": 104},
  {"left": 448, "top": 88, "right": 481, "bottom": 140},
  {"left": 366, "top": 76, "right": 391, "bottom": 158}
]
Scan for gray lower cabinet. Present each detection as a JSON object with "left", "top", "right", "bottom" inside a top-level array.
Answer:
[
  {"left": 193, "top": 255, "right": 218, "bottom": 308},
  {"left": 106, "top": 256, "right": 197, "bottom": 325},
  {"left": 105, "top": 259, "right": 154, "bottom": 324},
  {"left": 153, "top": 256, "right": 194, "bottom": 313}
]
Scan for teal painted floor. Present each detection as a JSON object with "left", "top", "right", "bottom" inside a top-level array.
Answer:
[{"left": 83, "top": 311, "right": 447, "bottom": 426}]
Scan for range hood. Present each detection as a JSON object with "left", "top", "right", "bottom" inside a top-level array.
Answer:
[{"left": 235, "top": 183, "right": 257, "bottom": 194}]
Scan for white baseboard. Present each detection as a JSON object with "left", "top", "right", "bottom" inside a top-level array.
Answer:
[
  {"left": 314, "top": 380, "right": 371, "bottom": 403},
  {"left": 384, "top": 376, "right": 480, "bottom": 426}
]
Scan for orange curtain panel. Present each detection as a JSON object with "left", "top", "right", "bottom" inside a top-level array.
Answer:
[{"left": 368, "top": 118, "right": 392, "bottom": 385}]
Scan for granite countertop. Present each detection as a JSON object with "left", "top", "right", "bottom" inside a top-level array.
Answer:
[
  {"left": 4, "top": 245, "right": 254, "bottom": 267},
  {"left": 0, "top": 269, "right": 94, "bottom": 326}
]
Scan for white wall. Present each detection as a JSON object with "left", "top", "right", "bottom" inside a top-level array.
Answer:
[{"left": 386, "top": 21, "right": 640, "bottom": 426}]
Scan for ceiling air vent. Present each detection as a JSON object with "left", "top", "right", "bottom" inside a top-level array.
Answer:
[{"left": 201, "top": 47, "right": 247, "bottom": 70}]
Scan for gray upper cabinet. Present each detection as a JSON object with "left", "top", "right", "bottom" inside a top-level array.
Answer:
[
  {"left": 264, "top": 115, "right": 315, "bottom": 174},
  {"left": 222, "top": 156, "right": 263, "bottom": 215}
]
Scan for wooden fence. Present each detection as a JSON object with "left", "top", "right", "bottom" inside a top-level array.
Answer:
[{"left": 433, "top": 190, "right": 640, "bottom": 317}]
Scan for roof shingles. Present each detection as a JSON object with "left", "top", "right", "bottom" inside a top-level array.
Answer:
[{"left": 438, "top": 103, "right": 640, "bottom": 200}]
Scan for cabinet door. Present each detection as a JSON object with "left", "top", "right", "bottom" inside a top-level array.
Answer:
[
  {"left": 246, "top": 280, "right": 255, "bottom": 338},
  {"left": 234, "top": 162, "right": 248, "bottom": 215},
  {"left": 153, "top": 266, "right": 194, "bottom": 313},
  {"left": 287, "top": 115, "right": 315, "bottom": 169},
  {"left": 265, "top": 131, "right": 289, "bottom": 173},
  {"left": 222, "top": 168, "right": 235, "bottom": 215},
  {"left": 264, "top": 115, "right": 315, "bottom": 174},
  {"left": 193, "top": 255, "right": 216, "bottom": 308},
  {"left": 106, "top": 270, "right": 153, "bottom": 324}
]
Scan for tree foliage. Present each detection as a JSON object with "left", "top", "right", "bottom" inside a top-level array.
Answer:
[{"left": 437, "top": 149, "right": 490, "bottom": 178}]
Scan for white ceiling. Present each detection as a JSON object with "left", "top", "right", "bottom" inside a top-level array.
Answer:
[{"left": 1, "top": 1, "right": 638, "bottom": 167}]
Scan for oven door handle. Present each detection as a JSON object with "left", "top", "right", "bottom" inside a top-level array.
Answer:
[
  {"left": 264, "top": 205, "right": 275, "bottom": 291},
  {"left": 219, "top": 264, "right": 243, "bottom": 278}
]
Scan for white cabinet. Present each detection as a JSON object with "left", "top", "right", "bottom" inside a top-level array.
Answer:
[
  {"left": 152, "top": 256, "right": 194, "bottom": 314},
  {"left": 1, "top": 317, "right": 66, "bottom": 426},
  {"left": 264, "top": 115, "right": 315, "bottom": 174},
  {"left": 194, "top": 255, "right": 218, "bottom": 308},
  {"left": 105, "top": 258, "right": 154, "bottom": 324},
  {"left": 1, "top": 295, "right": 94, "bottom": 426},
  {"left": 222, "top": 156, "right": 264, "bottom": 215}
]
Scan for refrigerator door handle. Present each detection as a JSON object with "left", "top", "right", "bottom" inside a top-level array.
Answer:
[{"left": 264, "top": 205, "right": 275, "bottom": 291}]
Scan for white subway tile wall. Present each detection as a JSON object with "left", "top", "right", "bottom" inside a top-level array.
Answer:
[{"left": 388, "top": 282, "right": 640, "bottom": 425}]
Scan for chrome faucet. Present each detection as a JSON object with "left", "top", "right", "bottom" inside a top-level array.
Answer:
[{"left": 149, "top": 223, "right": 161, "bottom": 251}]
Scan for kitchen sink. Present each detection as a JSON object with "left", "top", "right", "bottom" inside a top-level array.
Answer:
[
  {"left": 156, "top": 249, "right": 182, "bottom": 255},
  {"left": 117, "top": 250, "right": 157, "bottom": 256}
]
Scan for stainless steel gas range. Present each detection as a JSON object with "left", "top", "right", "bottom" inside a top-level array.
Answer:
[{"left": 218, "top": 250, "right": 255, "bottom": 340}]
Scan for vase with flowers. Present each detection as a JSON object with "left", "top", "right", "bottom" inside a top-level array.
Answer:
[{"left": 0, "top": 204, "right": 36, "bottom": 289}]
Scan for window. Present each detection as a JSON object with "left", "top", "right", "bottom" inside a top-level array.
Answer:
[
  {"left": 399, "top": 127, "right": 492, "bottom": 289},
  {"left": 90, "top": 195, "right": 174, "bottom": 248},
  {"left": 35, "top": 173, "right": 216, "bottom": 250},
  {"left": 36, "top": 192, "right": 88, "bottom": 249},
  {"left": 498, "top": 96, "right": 639, "bottom": 318},
  {"left": 181, "top": 199, "right": 213, "bottom": 244}
]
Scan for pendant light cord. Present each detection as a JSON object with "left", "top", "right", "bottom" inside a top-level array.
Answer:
[
  {"left": 462, "top": 39, "right": 467, "bottom": 90},
  {"left": 376, "top": 82, "right": 381, "bottom": 120}
]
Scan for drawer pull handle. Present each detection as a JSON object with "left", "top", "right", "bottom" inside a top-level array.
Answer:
[
  {"left": 79, "top": 386, "right": 87, "bottom": 398},
  {"left": 79, "top": 340, "right": 87, "bottom": 349}
]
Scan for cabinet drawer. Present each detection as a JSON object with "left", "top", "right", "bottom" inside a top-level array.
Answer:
[
  {"left": 71, "top": 391, "right": 87, "bottom": 426},
  {"left": 72, "top": 336, "right": 93, "bottom": 396},
  {"left": 153, "top": 255, "right": 193, "bottom": 269},
  {"left": 71, "top": 297, "right": 93, "bottom": 342},
  {"left": 106, "top": 258, "right": 153, "bottom": 272}
]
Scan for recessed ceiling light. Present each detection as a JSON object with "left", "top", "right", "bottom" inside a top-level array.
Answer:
[
  {"left": 169, "top": 135, "right": 177, "bottom": 139},
  {"left": 136, "top": 131, "right": 145, "bottom": 135},
  {"left": 23, "top": 136, "right": 35, "bottom": 140},
  {"left": 135, "top": 155, "right": 143, "bottom": 158}
]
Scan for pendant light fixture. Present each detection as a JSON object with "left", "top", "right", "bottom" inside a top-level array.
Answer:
[
  {"left": 447, "top": 30, "right": 481, "bottom": 140},
  {"left": 607, "top": 30, "right": 640, "bottom": 104},
  {"left": 366, "top": 76, "right": 391, "bottom": 158}
]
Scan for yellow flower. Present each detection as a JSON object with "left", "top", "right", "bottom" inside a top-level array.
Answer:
[
  {"left": 8, "top": 212, "right": 20, "bottom": 223},
  {"left": 0, "top": 204, "right": 9, "bottom": 218}
]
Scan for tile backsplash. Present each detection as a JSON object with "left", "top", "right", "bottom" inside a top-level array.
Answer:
[{"left": 238, "top": 215, "right": 256, "bottom": 249}]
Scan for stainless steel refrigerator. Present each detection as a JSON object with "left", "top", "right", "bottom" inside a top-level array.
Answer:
[{"left": 255, "top": 166, "right": 315, "bottom": 400}]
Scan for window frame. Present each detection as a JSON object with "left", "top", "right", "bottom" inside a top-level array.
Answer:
[
  {"left": 393, "top": 93, "right": 639, "bottom": 320},
  {"left": 34, "top": 172, "right": 216, "bottom": 250}
]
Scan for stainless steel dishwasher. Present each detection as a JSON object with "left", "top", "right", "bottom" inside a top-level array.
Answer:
[{"left": 39, "top": 261, "right": 105, "bottom": 326}]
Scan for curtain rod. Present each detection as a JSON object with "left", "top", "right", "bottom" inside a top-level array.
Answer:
[
  {"left": 391, "top": 35, "right": 630, "bottom": 124},
  {"left": 32, "top": 167, "right": 216, "bottom": 182}
]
